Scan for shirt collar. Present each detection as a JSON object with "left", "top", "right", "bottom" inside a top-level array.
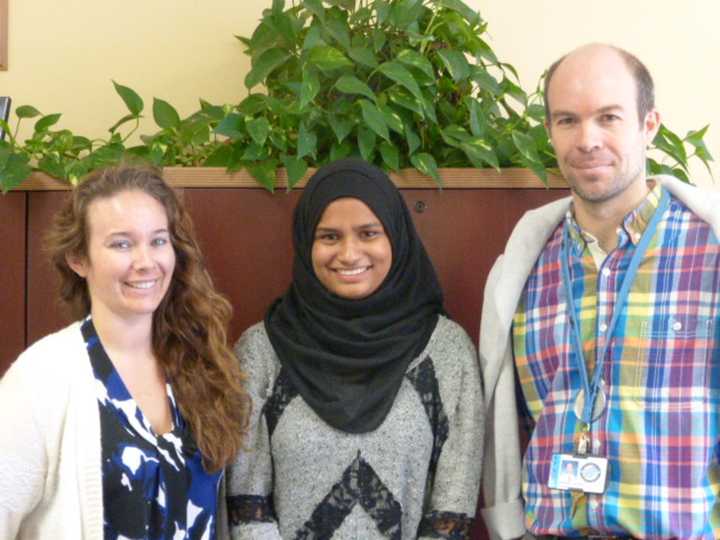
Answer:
[{"left": 565, "top": 180, "right": 663, "bottom": 253}]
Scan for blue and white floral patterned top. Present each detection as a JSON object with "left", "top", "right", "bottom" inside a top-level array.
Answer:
[{"left": 82, "top": 318, "right": 221, "bottom": 540}]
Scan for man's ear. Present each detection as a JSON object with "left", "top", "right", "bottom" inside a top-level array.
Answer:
[
  {"left": 643, "top": 108, "right": 661, "bottom": 144},
  {"left": 66, "top": 252, "right": 88, "bottom": 278}
]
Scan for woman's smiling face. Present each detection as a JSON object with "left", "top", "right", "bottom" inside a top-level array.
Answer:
[
  {"left": 68, "top": 189, "right": 176, "bottom": 326},
  {"left": 311, "top": 197, "right": 392, "bottom": 300}
]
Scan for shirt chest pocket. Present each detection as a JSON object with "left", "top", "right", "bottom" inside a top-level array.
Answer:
[{"left": 631, "top": 314, "right": 715, "bottom": 411}]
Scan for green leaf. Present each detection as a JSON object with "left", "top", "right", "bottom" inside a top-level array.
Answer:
[
  {"left": 269, "top": 131, "right": 288, "bottom": 152},
  {"left": 281, "top": 155, "right": 308, "bottom": 189},
  {"left": 15, "top": 105, "right": 41, "bottom": 119},
  {"left": 410, "top": 152, "right": 441, "bottom": 184},
  {"left": 388, "top": 0, "right": 424, "bottom": 29},
  {"left": 297, "top": 123, "right": 317, "bottom": 158},
  {"left": 377, "top": 61, "right": 424, "bottom": 102},
  {"left": 421, "top": 93, "right": 438, "bottom": 124},
  {"left": 307, "top": 46, "right": 353, "bottom": 72},
  {"left": 520, "top": 155, "right": 548, "bottom": 184},
  {"left": 109, "top": 113, "right": 138, "bottom": 134},
  {"left": 358, "top": 100, "right": 390, "bottom": 141},
  {"left": 237, "top": 94, "right": 268, "bottom": 115},
  {"left": 405, "top": 123, "right": 421, "bottom": 155},
  {"left": 686, "top": 124, "right": 709, "bottom": 147},
  {"left": 88, "top": 143, "right": 125, "bottom": 169},
  {"left": 214, "top": 113, "right": 245, "bottom": 139},
  {"left": 652, "top": 125, "right": 688, "bottom": 167},
  {"left": 34, "top": 113, "right": 62, "bottom": 133},
  {"left": 330, "top": 141, "right": 353, "bottom": 161},
  {"left": 512, "top": 131, "right": 540, "bottom": 162},
  {"left": 375, "top": 4, "right": 390, "bottom": 25},
  {"left": 442, "top": 125, "right": 471, "bottom": 144},
  {"left": 472, "top": 68, "right": 501, "bottom": 96},
  {"left": 304, "top": 0, "right": 326, "bottom": 22},
  {"left": 245, "top": 48, "right": 292, "bottom": 89},
  {"left": 72, "top": 136, "right": 92, "bottom": 152},
  {"left": 241, "top": 142, "right": 268, "bottom": 161},
  {"left": 153, "top": 98, "right": 181, "bottom": 129},
  {"left": 329, "top": 115, "right": 353, "bottom": 143},
  {"left": 0, "top": 152, "right": 32, "bottom": 193},
  {"left": 112, "top": 81, "right": 144, "bottom": 116},
  {"left": 379, "top": 104, "right": 404, "bottom": 135},
  {"left": 461, "top": 137, "right": 499, "bottom": 170},
  {"left": 203, "top": 144, "right": 234, "bottom": 167},
  {"left": 246, "top": 159, "right": 278, "bottom": 192},
  {"left": 512, "top": 131, "right": 547, "bottom": 183},
  {"left": 348, "top": 46, "right": 378, "bottom": 68},
  {"left": 396, "top": 49, "right": 434, "bottom": 80},
  {"left": 501, "top": 78, "right": 528, "bottom": 106},
  {"left": 526, "top": 103, "right": 545, "bottom": 122},
  {"left": 303, "top": 25, "right": 327, "bottom": 50},
  {"left": 357, "top": 126, "right": 376, "bottom": 161},
  {"left": 335, "top": 75, "right": 376, "bottom": 101},
  {"left": 388, "top": 87, "right": 424, "bottom": 116},
  {"left": 436, "top": 49, "right": 471, "bottom": 82},
  {"left": 326, "top": 16, "right": 351, "bottom": 50},
  {"left": 300, "top": 69, "right": 321, "bottom": 109},
  {"left": 372, "top": 28, "right": 386, "bottom": 52},
  {"left": 436, "top": 0, "right": 480, "bottom": 25},
  {"left": 38, "top": 153, "right": 66, "bottom": 179},
  {"left": 246, "top": 117, "right": 271, "bottom": 146},
  {"left": 379, "top": 141, "right": 400, "bottom": 171},
  {"left": 467, "top": 98, "right": 486, "bottom": 137},
  {"left": 272, "top": 0, "right": 285, "bottom": 13}
]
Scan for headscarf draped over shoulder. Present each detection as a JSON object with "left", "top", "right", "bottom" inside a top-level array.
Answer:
[{"left": 265, "top": 158, "right": 444, "bottom": 433}]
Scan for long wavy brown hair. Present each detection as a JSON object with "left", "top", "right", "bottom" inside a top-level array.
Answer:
[{"left": 45, "top": 165, "right": 250, "bottom": 472}]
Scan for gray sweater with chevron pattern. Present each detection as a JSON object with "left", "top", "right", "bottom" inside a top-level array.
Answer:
[{"left": 226, "top": 315, "right": 484, "bottom": 540}]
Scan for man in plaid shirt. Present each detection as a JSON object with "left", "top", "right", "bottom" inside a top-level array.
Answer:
[{"left": 480, "top": 43, "right": 720, "bottom": 539}]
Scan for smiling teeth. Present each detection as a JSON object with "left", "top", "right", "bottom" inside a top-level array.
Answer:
[
  {"left": 337, "top": 267, "right": 367, "bottom": 276},
  {"left": 127, "top": 280, "right": 157, "bottom": 289}
]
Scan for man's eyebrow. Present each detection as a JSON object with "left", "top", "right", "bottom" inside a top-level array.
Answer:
[
  {"left": 597, "top": 105, "right": 624, "bottom": 113},
  {"left": 550, "top": 104, "right": 625, "bottom": 120},
  {"left": 549, "top": 110, "right": 577, "bottom": 120}
]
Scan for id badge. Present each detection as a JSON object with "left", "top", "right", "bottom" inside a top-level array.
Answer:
[{"left": 548, "top": 453, "right": 608, "bottom": 494}]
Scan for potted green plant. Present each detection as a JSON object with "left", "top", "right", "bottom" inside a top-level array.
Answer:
[{"left": 0, "top": 0, "right": 712, "bottom": 193}]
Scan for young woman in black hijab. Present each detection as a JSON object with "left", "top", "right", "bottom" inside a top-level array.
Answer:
[{"left": 227, "top": 158, "right": 483, "bottom": 540}]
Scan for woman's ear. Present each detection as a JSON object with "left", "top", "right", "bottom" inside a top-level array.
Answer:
[{"left": 66, "top": 252, "right": 88, "bottom": 278}]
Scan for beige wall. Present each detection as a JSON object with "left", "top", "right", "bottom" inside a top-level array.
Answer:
[{"left": 1, "top": 0, "right": 717, "bottom": 186}]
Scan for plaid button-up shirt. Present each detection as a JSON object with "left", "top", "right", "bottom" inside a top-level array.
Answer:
[{"left": 513, "top": 184, "right": 720, "bottom": 538}]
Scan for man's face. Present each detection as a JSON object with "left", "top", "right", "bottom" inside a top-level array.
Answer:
[{"left": 546, "top": 47, "right": 660, "bottom": 206}]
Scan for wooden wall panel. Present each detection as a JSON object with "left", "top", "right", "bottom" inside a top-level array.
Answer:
[
  {"left": 0, "top": 192, "right": 26, "bottom": 373},
  {"left": 26, "top": 191, "right": 71, "bottom": 347},
  {"left": 183, "top": 188, "right": 300, "bottom": 342}
]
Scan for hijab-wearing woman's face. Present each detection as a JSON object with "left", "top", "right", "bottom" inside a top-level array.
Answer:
[
  {"left": 68, "top": 189, "right": 176, "bottom": 325},
  {"left": 311, "top": 197, "right": 392, "bottom": 300}
]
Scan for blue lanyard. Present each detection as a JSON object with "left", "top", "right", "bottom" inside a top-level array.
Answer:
[{"left": 560, "top": 188, "right": 670, "bottom": 426}]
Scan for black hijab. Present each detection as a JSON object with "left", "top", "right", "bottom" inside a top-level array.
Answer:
[{"left": 264, "top": 158, "right": 444, "bottom": 433}]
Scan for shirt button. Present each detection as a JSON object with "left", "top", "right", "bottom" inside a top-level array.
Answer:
[
  {"left": 589, "top": 498, "right": 599, "bottom": 510},
  {"left": 601, "top": 267, "right": 611, "bottom": 277},
  {"left": 672, "top": 320, "right": 683, "bottom": 331},
  {"left": 593, "top": 439, "right": 602, "bottom": 452},
  {"left": 599, "top": 323, "right": 608, "bottom": 332}
]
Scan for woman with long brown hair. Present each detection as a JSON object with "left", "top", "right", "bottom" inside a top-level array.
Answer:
[{"left": 0, "top": 165, "right": 250, "bottom": 539}]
